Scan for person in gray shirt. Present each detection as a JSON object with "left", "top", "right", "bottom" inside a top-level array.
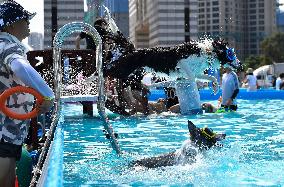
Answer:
[{"left": 220, "top": 65, "right": 240, "bottom": 111}]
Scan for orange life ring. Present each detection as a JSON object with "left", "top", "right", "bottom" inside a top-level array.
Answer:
[{"left": 0, "top": 86, "right": 44, "bottom": 120}]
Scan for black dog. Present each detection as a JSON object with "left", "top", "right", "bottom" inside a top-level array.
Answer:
[
  {"left": 131, "top": 121, "right": 226, "bottom": 168},
  {"left": 104, "top": 39, "right": 242, "bottom": 80}
]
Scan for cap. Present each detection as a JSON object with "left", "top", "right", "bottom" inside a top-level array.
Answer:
[
  {"left": 246, "top": 68, "right": 254, "bottom": 74},
  {"left": 0, "top": 1, "right": 36, "bottom": 31}
]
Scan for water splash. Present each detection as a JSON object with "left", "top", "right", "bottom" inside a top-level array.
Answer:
[{"left": 103, "top": 5, "right": 119, "bottom": 34}]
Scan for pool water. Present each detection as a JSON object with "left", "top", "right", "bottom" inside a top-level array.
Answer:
[{"left": 62, "top": 99, "right": 284, "bottom": 186}]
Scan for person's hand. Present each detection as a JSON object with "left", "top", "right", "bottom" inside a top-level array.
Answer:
[
  {"left": 38, "top": 98, "right": 54, "bottom": 114},
  {"left": 225, "top": 98, "right": 232, "bottom": 106}
]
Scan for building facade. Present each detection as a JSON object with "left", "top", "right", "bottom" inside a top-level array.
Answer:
[
  {"left": 44, "top": 0, "right": 85, "bottom": 49},
  {"left": 129, "top": 0, "right": 199, "bottom": 48}
]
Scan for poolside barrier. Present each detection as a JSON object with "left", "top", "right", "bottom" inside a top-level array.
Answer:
[{"left": 52, "top": 22, "right": 120, "bottom": 154}]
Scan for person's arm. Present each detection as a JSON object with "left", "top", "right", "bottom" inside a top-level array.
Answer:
[
  {"left": 242, "top": 75, "right": 248, "bottom": 84},
  {"left": 10, "top": 58, "right": 54, "bottom": 113},
  {"left": 75, "top": 35, "right": 81, "bottom": 49}
]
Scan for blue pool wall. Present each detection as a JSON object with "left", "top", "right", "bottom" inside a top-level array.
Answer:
[
  {"left": 41, "top": 115, "right": 64, "bottom": 186},
  {"left": 148, "top": 88, "right": 284, "bottom": 101}
]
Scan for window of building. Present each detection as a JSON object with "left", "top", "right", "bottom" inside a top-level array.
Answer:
[
  {"left": 250, "top": 21, "right": 256, "bottom": 25},
  {"left": 250, "top": 27, "right": 257, "bottom": 31},
  {"left": 249, "top": 4, "right": 256, "bottom": 8},
  {"left": 213, "top": 7, "right": 219, "bottom": 11},
  {"left": 213, "top": 13, "right": 219, "bottom": 17},
  {"left": 249, "top": 15, "right": 256, "bottom": 19},
  {"left": 259, "top": 26, "right": 265, "bottom": 31},
  {"left": 259, "top": 9, "right": 264, "bottom": 13},
  {"left": 249, "top": 9, "right": 256, "bottom": 14},
  {"left": 250, "top": 44, "right": 257, "bottom": 48},
  {"left": 259, "top": 20, "right": 264, "bottom": 24},
  {"left": 213, "top": 25, "right": 219, "bottom": 30},
  {"left": 259, "top": 15, "right": 265, "bottom": 19},
  {"left": 259, "top": 3, "right": 264, "bottom": 7},
  {"left": 213, "top": 19, "right": 219, "bottom": 24},
  {"left": 213, "top": 1, "right": 219, "bottom": 6}
]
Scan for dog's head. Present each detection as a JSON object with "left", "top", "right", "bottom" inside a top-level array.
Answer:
[
  {"left": 212, "top": 39, "right": 242, "bottom": 71},
  {"left": 188, "top": 121, "right": 226, "bottom": 149}
]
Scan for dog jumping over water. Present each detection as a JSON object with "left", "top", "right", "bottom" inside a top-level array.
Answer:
[
  {"left": 131, "top": 121, "right": 226, "bottom": 168},
  {"left": 104, "top": 38, "right": 242, "bottom": 80}
]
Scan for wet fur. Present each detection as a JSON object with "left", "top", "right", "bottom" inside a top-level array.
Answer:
[
  {"left": 105, "top": 40, "right": 233, "bottom": 79},
  {"left": 130, "top": 121, "right": 225, "bottom": 168}
]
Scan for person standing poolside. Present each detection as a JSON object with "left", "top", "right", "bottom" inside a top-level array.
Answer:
[
  {"left": 0, "top": 2, "right": 54, "bottom": 186},
  {"left": 220, "top": 65, "right": 240, "bottom": 111},
  {"left": 275, "top": 73, "right": 284, "bottom": 90},
  {"left": 242, "top": 68, "right": 257, "bottom": 91}
]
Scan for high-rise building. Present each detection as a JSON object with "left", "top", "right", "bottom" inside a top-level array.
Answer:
[
  {"left": 130, "top": 0, "right": 277, "bottom": 60},
  {"left": 44, "top": 0, "right": 85, "bottom": 49},
  {"left": 277, "top": 11, "right": 284, "bottom": 31},
  {"left": 28, "top": 32, "right": 44, "bottom": 50},
  {"left": 103, "top": 0, "right": 129, "bottom": 37},
  {"left": 197, "top": 0, "right": 277, "bottom": 60},
  {"left": 129, "top": 0, "right": 199, "bottom": 48}
]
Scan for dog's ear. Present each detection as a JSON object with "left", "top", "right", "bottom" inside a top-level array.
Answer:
[{"left": 188, "top": 121, "right": 198, "bottom": 134}]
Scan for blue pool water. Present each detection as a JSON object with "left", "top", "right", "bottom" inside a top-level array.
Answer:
[{"left": 62, "top": 99, "right": 284, "bottom": 186}]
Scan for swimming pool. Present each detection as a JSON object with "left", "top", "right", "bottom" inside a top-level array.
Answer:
[{"left": 62, "top": 99, "right": 284, "bottom": 186}]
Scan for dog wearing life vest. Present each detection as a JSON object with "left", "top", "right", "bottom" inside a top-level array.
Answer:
[{"left": 130, "top": 121, "right": 226, "bottom": 168}]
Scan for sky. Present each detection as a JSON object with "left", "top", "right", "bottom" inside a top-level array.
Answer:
[{"left": 14, "top": 0, "right": 284, "bottom": 36}]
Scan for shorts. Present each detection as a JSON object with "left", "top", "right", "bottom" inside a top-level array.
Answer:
[{"left": 0, "top": 140, "right": 22, "bottom": 161}]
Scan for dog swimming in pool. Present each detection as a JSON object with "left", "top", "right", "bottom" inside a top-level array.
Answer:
[{"left": 130, "top": 121, "right": 226, "bottom": 168}]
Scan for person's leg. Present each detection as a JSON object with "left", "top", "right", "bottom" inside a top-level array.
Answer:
[{"left": 0, "top": 157, "right": 16, "bottom": 187}]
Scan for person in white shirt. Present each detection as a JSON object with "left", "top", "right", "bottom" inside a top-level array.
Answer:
[
  {"left": 0, "top": 2, "right": 54, "bottom": 186},
  {"left": 275, "top": 73, "right": 284, "bottom": 90},
  {"left": 242, "top": 68, "right": 257, "bottom": 91}
]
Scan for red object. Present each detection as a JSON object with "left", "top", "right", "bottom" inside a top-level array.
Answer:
[
  {"left": 0, "top": 86, "right": 44, "bottom": 120},
  {"left": 15, "top": 176, "right": 19, "bottom": 187}
]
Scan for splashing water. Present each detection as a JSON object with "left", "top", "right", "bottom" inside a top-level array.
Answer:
[
  {"left": 103, "top": 5, "right": 119, "bottom": 34},
  {"left": 52, "top": 22, "right": 102, "bottom": 99}
]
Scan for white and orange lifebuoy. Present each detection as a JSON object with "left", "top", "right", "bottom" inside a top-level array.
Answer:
[{"left": 0, "top": 86, "right": 44, "bottom": 120}]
